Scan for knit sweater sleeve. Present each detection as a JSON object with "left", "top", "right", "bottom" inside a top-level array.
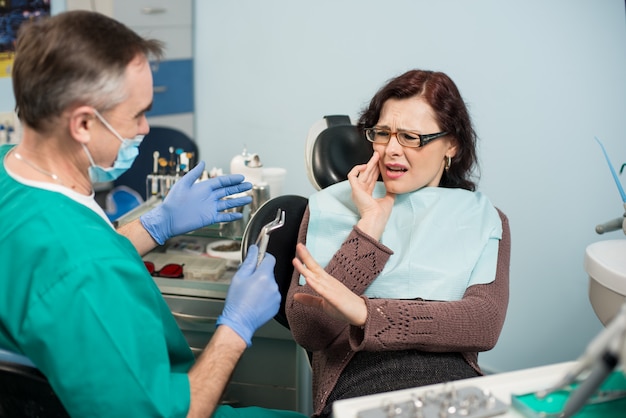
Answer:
[
  {"left": 349, "top": 209, "right": 511, "bottom": 353},
  {"left": 287, "top": 207, "right": 511, "bottom": 356},
  {"left": 286, "top": 207, "right": 393, "bottom": 351}
]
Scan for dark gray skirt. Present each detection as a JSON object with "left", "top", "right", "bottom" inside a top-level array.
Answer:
[{"left": 320, "top": 350, "right": 480, "bottom": 418}]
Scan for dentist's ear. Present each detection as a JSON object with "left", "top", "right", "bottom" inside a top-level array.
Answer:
[{"left": 68, "top": 105, "right": 97, "bottom": 144}]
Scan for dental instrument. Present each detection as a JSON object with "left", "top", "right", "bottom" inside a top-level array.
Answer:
[{"left": 255, "top": 208, "right": 285, "bottom": 267}]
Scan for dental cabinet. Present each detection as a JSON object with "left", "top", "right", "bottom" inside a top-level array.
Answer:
[
  {"left": 65, "top": 0, "right": 195, "bottom": 138},
  {"left": 115, "top": 199, "right": 313, "bottom": 415}
]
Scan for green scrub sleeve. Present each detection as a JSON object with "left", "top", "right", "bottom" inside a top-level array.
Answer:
[{"left": 22, "top": 254, "right": 192, "bottom": 417}]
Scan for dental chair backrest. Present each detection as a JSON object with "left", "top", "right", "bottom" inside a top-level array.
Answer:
[
  {"left": 0, "top": 348, "right": 69, "bottom": 417},
  {"left": 242, "top": 115, "right": 371, "bottom": 330},
  {"left": 305, "top": 115, "right": 372, "bottom": 190},
  {"left": 241, "top": 195, "right": 309, "bottom": 329}
]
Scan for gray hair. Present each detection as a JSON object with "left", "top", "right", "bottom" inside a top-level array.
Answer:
[{"left": 12, "top": 10, "right": 163, "bottom": 131}]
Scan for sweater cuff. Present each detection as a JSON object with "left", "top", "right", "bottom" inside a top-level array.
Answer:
[{"left": 348, "top": 295, "right": 371, "bottom": 351}]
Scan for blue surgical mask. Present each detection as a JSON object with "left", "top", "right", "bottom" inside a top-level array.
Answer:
[{"left": 83, "top": 110, "right": 144, "bottom": 183}]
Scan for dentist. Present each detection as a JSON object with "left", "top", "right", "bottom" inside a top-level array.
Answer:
[{"left": 0, "top": 10, "right": 304, "bottom": 418}]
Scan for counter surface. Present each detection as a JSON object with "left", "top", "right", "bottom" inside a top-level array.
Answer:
[{"left": 332, "top": 361, "right": 576, "bottom": 418}]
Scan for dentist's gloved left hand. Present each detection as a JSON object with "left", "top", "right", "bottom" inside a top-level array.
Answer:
[
  {"left": 140, "top": 161, "right": 253, "bottom": 245},
  {"left": 217, "top": 245, "right": 280, "bottom": 346}
]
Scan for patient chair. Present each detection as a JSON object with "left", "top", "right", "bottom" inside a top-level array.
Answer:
[
  {"left": 0, "top": 349, "right": 69, "bottom": 417},
  {"left": 304, "top": 114, "right": 372, "bottom": 191},
  {"left": 241, "top": 195, "right": 309, "bottom": 329}
]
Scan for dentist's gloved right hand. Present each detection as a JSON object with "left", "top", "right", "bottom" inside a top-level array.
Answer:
[
  {"left": 140, "top": 161, "right": 252, "bottom": 245},
  {"left": 216, "top": 245, "right": 280, "bottom": 347}
]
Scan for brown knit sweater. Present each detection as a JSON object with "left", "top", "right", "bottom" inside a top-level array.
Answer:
[{"left": 285, "top": 207, "right": 511, "bottom": 417}]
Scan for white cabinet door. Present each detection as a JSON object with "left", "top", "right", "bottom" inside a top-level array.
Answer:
[{"left": 114, "top": 0, "right": 192, "bottom": 27}]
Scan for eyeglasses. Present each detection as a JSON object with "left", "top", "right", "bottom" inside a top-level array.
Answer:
[
  {"left": 144, "top": 261, "right": 184, "bottom": 279},
  {"left": 364, "top": 127, "right": 449, "bottom": 148}
]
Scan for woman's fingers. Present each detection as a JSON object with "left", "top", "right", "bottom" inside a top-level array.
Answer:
[
  {"left": 293, "top": 243, "right": 319, "bottom": 276},
  {"left": 348, "top": 153, "right": 379, "bottom": 182},
  {"left": 292, "top": 243, "right": 368, "bottom": 326}
]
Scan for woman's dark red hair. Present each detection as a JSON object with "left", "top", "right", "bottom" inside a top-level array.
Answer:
[{"left": 357, "top": 70, "right": 478, "bottom": 191}]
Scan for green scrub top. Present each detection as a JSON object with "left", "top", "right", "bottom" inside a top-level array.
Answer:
[
  {"left": 0, "top": 145, "right": 192, "bottom": 416},
  {"left": 0, "top": 145, "right": 307, "bottom": 418}
]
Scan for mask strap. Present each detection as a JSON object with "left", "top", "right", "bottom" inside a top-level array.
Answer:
[
  {"left": 93, "top": 109, "right": 124, "bottom": 143},
  {"left": 82, "top": 143, "right": 97, "bottom": 167}
]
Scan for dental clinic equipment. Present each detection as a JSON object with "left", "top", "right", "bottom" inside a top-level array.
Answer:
[
  {"left": 255, "top": 208, "right": 285, "bottom": 267},
  {"left": 230, "top": 146, "right": 264, "bottom": 186},
  {"left": 517, "top": 137, "right": 626, "bottom": 417},
  {"left": 353, "top": 385, "right": 508, "bottom": 418},
  {"left": 150, "top": 151, "right": 159, "bottom": 196},
  {"left": 593, "top": 137, "right": 626, "bottom": 235},
  {"left": 523, "top": 138, "right": 626, "bottom": 416},
  {"left": 146, "top": 146, "right": 197, "bottom": 199},
  {"left": 531, "top": 302, "right": 626, "bottom": 417}
]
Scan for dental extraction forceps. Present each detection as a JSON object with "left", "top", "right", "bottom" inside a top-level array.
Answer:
[{"left": 255, "top": 208, "right": 285, "bottom": 267}]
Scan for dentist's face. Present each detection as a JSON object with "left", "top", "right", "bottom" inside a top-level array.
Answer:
[
  {"left": 373, "top": 97, "right": 457, "bottom": 194},
  {"left": 90, "top": 55, "right": 153, "bottom": 168}
]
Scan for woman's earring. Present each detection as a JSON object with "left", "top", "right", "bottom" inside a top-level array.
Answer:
[{"left": 445, "top": 156, "right": 452, "bottom": 171}]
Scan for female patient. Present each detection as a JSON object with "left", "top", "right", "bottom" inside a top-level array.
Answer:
[{"left": 285, "top": 69, "right": 510, "bottom": 418}]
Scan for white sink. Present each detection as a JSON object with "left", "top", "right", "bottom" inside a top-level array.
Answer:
[{"left": 585, "top": 239, "right": 626, "bottom": 325}]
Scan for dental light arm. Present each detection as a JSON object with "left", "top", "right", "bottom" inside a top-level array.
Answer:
[{"left": 595, "top": 202, "right": 626, "bottom": 235}]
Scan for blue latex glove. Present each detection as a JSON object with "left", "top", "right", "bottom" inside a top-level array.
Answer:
[
  {"left": 140, "top": 161, "right": 253, "bottom": 245},
  {"left": 217, "top": 245, "right": 280, "bottom": 346}
]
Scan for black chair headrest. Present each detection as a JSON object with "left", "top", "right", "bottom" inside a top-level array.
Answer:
[
  {"left": 306, "top": 115, "right": 372, "bottom": 190},
  {"left": 241, "top": 195, "right": 309, "bottom": 329}
]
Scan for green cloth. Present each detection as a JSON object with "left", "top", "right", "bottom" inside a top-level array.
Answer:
[
  {"left": 214, "top": 406, "right": 307, "bottom": 418},
  {"left": 511, "top": 370, "right": 626, "bottom": 417},
  {"left": 0, "top": 145, "right": 193, "bottom": 416}
]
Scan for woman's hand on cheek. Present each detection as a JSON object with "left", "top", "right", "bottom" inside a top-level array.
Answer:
[
  {"left": 348, "top": 152, "right": 379, "bottom": 202},
  {"left": 349, "top": 152, "right": 394, "bottom": 240}
]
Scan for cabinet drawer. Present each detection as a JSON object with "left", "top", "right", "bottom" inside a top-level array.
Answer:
[
  {"left": 65, "top": 1, "right": 192, "bottom": 60},
  {"left": 185, "top": 332, "right": 299, "bottom": 409},
  {"left": 162, "top": 294, "right": 310, "bottom": 413},
  {"left": 232, "top": 337, "right": 297, "bottom": 387},
  {"left": 164, "top": 294, "right": 222, "bottom": 332},
  {"left": 163, "top": 294, "right": 294, "bottom": 340},
  {"left": 149, "top": 59, "right": 194, "bottom": 116},
  {"left": 226, "top": 384, "right": 297, "bottom": 411},
  {"left": 114, "top": 0, "right": 191, "bottom": 27},
  {"left": 133, "top": 26, "right": 192, "bottom": 60}
]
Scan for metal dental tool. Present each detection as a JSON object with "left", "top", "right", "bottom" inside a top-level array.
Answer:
[
  {"left": 150, "top": 151, "right": 160, "bottom": 196},
  {"left": 255, "top": 208, "right": 285, "bottom": 267}
]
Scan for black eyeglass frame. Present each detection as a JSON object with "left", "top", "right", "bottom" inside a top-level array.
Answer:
[{"left": 364, "top": 127, "right": 449, "bottom": 148}]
